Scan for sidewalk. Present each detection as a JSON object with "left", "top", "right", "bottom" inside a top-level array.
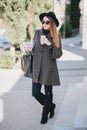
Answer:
[
  {"left": 0, "top": 69, "right": 68, "bottom": 130},
  {"left": 59, "top": 34, "right": 87, "bottom": 70},
  {"left": 0, "top": 34, "right": 87, "bottom": 130}
]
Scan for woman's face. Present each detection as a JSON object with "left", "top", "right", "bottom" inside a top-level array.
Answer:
[{"left": 42, "top": 16, "right": 51, "bottom": 30}]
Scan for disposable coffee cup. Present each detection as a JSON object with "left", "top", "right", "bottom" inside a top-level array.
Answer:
[{"left": 41, "top": 35, "right": 46, "bottom": 45}]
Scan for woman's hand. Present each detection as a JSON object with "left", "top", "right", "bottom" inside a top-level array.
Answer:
[
  {"left": 45, "top": 38, "right": 52, "bottom": 46},
  {"left": 40, "top": 35, "right": 52, "bottom": 46}
]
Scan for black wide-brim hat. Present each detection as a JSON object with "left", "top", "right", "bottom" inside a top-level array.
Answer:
[{"left": 39, "top": 11, "right": 59, "bottom": 27}]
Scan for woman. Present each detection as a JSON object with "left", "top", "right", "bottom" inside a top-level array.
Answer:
[{"left": 32, "top": 11, "right": 63, "bottom": 124}]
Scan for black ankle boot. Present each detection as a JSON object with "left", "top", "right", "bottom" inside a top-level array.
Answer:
[
  {"left": 49, "top": 103, "right": 56, "bottom": 118},
  {"left": 41, "top": 107, "right": 49, "bottom": 124}
]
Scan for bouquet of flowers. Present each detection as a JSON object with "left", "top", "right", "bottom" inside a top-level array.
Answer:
[{"left": 20, "top": 42, "right": 33, "bottom": 55}]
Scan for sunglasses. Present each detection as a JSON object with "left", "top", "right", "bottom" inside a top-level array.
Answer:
[{"left": 42, "top": 20, "right": 50, "bottom": 25}]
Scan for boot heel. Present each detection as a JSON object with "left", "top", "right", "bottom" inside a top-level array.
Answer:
[{"left": 49, "top": 104, "right": 56, "bottom": 118}]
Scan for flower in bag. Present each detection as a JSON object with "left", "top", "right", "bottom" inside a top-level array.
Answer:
[{"left": 20, "top": 42, "right": 33, "bottom": 55}]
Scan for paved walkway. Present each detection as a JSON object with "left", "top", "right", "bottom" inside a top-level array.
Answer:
[{"left": 0, "top": 69, "right": 67, "bottom": 130}]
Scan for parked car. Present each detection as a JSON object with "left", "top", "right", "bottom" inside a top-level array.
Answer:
[{"left": 0, "top": 29, "right": 10, "bottom": 50}]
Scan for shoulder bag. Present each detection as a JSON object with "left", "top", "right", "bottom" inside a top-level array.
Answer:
[{"left": 21, "top": 54, "right": 33, "bottom": 78}]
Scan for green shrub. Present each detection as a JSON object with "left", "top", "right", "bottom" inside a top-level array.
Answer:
[
  {"left": 59, "top": 24, "right": 64, "bottom": 38},
  {"left": 0, "top": 51, "right": 15, "bottom": 68},
  {"left": 59, "top": 22, "right": 72, "bottom": 38},
  {"left": 65, "top": 21, "right": 72, "bottom": 37}
]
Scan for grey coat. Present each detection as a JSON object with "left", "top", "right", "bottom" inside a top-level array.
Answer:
[{"left": 32, "top": 29, "right": 63, "bottom": 86}]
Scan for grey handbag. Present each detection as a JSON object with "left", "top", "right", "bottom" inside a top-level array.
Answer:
[{"left": 21, "top": 54, "right": 33, "bottom": 78}]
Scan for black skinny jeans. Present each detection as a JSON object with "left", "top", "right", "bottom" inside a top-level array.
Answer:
[{"left": 32, "top": 82, "right": 53, "bottom": 107}]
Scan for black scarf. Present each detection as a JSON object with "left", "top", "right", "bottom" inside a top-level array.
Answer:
[{"left": 43, "top": 29, "right": 50, "bottom": 35}]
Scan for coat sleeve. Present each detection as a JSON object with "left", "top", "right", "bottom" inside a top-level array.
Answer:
[{"left": 48, "top": 35, "right": 63, "bottom": 59}]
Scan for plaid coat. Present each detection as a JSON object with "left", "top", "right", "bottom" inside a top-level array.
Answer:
[{"left": 32, "top": 29, "right": 63, "bottom": 86}]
